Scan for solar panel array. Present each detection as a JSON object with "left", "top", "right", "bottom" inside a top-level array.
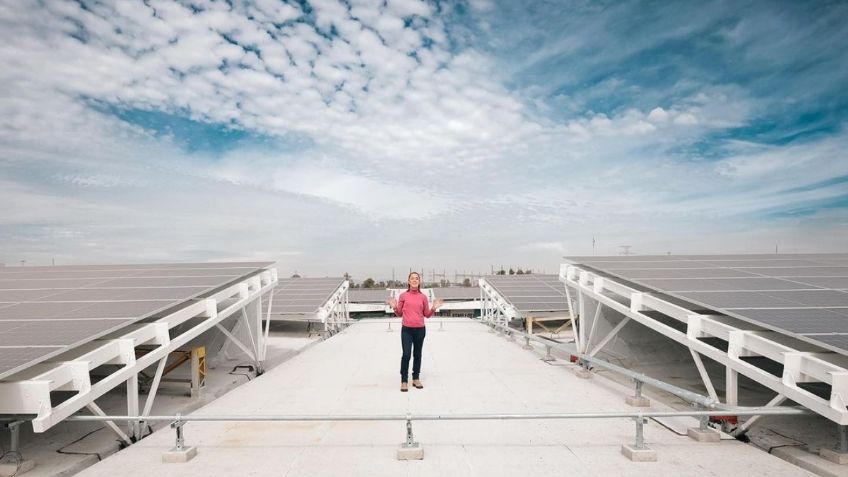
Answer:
[
  {"left": 484, "top": 274, "right": 569, "bottom": 313},
  {"left": 433, "top": 287, "right": 481, "bottom": 301},
  {"left": 269, "top": 278, "right": 345, "bottom": 316},
  {"left": 348, "top": 289, "right": 392, "bottom": 304},
  {"left": 566, "top": 254, "right": 848, "bottom": 355},
  {"left": 0, "top": 262, "right": 273, "bottom": 380}
]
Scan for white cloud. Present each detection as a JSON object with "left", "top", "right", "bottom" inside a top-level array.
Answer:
[{"left": 0, "top": 1, "right": 845, "bottom": 276}]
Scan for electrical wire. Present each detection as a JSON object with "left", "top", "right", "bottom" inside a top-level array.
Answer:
[
  {"left": 229, "top": 364, "right": 256, "bottom": 381},
  {"left": 56, "top": 426, "right": 107, "bottom": 461}
]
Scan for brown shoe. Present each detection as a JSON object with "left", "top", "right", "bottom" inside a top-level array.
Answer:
[
  {"left": 412, "top": 379, "right": 423, "bottom": 389},
  {"left": 400, "top": 382, "right": 408, "bottom": 392}
]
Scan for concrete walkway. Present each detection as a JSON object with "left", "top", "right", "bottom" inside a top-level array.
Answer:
[{"left": 76, "top": 319, "right": 812, "bottom": 477}]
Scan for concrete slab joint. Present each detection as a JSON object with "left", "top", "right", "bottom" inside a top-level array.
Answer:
[
  {"left": 397, "top": 443, "right": 424, "bottom": 460},
  {"left": 621, "top": 444, "right": 658, "bottom": 462},
  {"left": 820, "top": 448, "right": 848, "bottom": 465},
  {"left": 687, "top": 427, "right": 721, "bottom": 443},
  {"left": 162, "top": 446, "right": 198, "bottom": 463},
  {"left": 0, "top": 460, "right": 35, "bottom": 477}
]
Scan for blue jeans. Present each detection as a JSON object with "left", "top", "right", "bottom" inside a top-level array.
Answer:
[{"left": 400, "top": 326, "right": 426, "bottom": 382}]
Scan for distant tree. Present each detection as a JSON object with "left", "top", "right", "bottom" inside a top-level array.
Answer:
[
  {"left": 362, "top": 278, "right": 375, "bottom": 288},
  {"left": 516, "top": 269, "right": 524, "bottom": 275},
  {"left": 343, "top": 272, "right": 351, "bottom": 281},
  {"left": 462, "top": 278, "right": 471, "bottom": 287},
  {"left": 497, "top": 269, "right": 506, "bottom": 275},
  {"left": 291, "top": 272, "right": 302, "bottom": 278},
  {"left": 508, "top": 268, "right": 515, "bottom": 275},
  {"left": 524, "top": 269, "right": 532, "bottom": 274},
  {"left": 376, "top": 281, "right": 386, "bottom": 288}
]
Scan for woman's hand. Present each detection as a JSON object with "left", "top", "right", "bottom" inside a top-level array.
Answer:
[
  {"left": 432, "top": 298, "right": 444, "bottom": 311},
  {"left": 386, "top": 297, "right": 398, "bottom": 308}
]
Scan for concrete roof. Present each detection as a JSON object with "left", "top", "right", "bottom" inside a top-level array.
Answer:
[{"left": 76, "top": 319, "right": 811, "bottom": 477}]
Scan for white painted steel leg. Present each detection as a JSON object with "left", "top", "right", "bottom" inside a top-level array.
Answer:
[
  {"left": 240, "top": 309, "right": 259, "bottom": 359},
  {"left": 735, "top": 394, "right": 787, "bottom": 435},
  {"left": 726, "top": 366, "right": 739, "bottom": 406},
  {"left": 254, "top": 298, "right": 263, "bottom": 371},
  {"left": 690, "top": 349, "right": 719, "bottom": 401},
  {"left": 215, "top": 323, "right": 258, "bottom": 361},
  {"left": 142, "top": 357, "right": 168, "bottom": 419},
  {"left": 589, "top": 317, "right": 631, "bottom": 358},
  {"left": 127, "top": 374, "right": 139, "bottom": 440},
  {"left": 584, "top": 302, "right": 604, "bottom": 354},
  {"left": 564, "top": 283, "right": 575, "bottom": 323},
  {"left": 577, "top": 289, "right": 586, "bottom": 352},
  {"left": 86, "top": 402, "right": 132, "bottom": 445},
  {"left": 262, "top": 293, "right": 274, "bottom": 362}
]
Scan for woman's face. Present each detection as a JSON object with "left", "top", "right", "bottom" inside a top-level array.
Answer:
[{"left": 408, "top": 273, "right": 420, "bottom": 289}]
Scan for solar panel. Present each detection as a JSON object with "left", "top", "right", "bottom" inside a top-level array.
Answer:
[
  {"left": 0, "top": 262, "right": 273, "bottom": 380},
  {"left": 269, "top": 277, "right": 345, "bottom": 316},
  {"left": 349, "top": 289, "right": 390, "bottom": 303},
  {"left": 432, "top": 287, "right": 480, "bottom": 300},
  {"left": 566, "top": 253, "right": 848, "bottom": 355},
  {"left": 484, "top": 274, "right": 569, "bottom": 313}
]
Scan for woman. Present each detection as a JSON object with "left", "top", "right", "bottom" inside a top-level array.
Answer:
[{"left": 387, "top": 272, "right": 443, "bottom": 392}]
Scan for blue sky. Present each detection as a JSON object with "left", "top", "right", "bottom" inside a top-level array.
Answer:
[{"left": 0, "top": 0, "right": 846, "bottom": 278}]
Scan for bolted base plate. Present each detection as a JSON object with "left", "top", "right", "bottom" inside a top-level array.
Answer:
[
  {"left": 397, "top": 444, "right": 424, "bottom": 460},
  {"left": 621, "top": 444, "right": 657, "bottom": 462},
  {"left": 0, "top": 459, "right": 35, "bottom": 477},
  {"left": 820, "top": 448, "right": 848, "bottom": 465},
  {"left": 687, "top": 427, "right": 720, "bottom": 442},
  {"left": 625, "top": 396, "right": 651, "bottom": 407},
  {"left": 162, "top": 446, "right": 198, "bottom": 463}
]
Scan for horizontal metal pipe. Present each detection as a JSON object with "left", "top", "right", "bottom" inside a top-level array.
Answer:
[
  {"left": 485, "top": 320, "right": 719, "bottom": 408},
  {"left": 65, "top": 407, "right": 808, "bottom": 423}
]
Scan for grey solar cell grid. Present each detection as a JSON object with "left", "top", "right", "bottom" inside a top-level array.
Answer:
[
  {"left": 485, "top": 274, "right": 569, "bottom": 313},
  {"left": 0, "top": 262, "right": 273, "bottom": 380},
  {"left": 349, "top": 289, "right": 391, "bottom": 303},
  {"left": 565, "top": 253, "right": 848, "bottom": 356},
  {"left": 433, "top": 287, "right": 481, "bottom": 300},
  {"left": 269, "top": 277, "right": 345, "bottom": 316},
  {"left": 637, "top": 277, "right": 816, "bottom": 292}
]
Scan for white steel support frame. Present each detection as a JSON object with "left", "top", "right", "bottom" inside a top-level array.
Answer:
[
  {"left": 316, "top": 280, "right": 352, "bottom": 335},
  {"left": 478, "top": 278, "right": 517, "bottom": 328},
  {"left": 0, "top": 268, "right": 279, "bottom": 434},
  {"left": 560, "top": 263, "right": 848, "bottom": 425}
]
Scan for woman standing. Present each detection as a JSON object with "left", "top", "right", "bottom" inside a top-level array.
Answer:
[{"left": 387, "top": 272, "right": 443, "bottom": 392}]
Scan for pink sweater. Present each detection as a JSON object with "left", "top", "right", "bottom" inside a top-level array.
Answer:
[{"left": 394, "top": 289, "right": 433, "bottom": 328}]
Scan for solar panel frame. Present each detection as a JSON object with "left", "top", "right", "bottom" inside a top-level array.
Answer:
[
  {"left": 485, "top": 274, "right": 569, "bottom": 313},
  {"left": 566, "top": 253, "right": 848, "bottom": 356},
  {"left": 0, "top": 262, "right": 273, "bottom": 380},
  {"left": 269, "top": 277, "right": 346, "bottom": 316}
]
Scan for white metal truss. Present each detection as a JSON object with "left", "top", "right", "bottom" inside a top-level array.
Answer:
[
  {"left": 478, "top": 278, "right": 517, "bottom": 327},
  {"left": 0, "top": 268, "right": 278, "bottom": 433},
  {"left": 316, "top": 280, "right": 351, "bottom": 335},
  {"left": 560, "top": 263, "right": 848, "bottom": 425}
]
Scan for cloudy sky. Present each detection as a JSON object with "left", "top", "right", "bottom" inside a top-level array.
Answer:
[{"left": 1, "top": 0, "right": 846, "bottom": 279}]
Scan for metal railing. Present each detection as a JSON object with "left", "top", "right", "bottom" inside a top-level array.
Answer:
[
  {"left": 45, "top": 318, "right": 814, "bottom": 458},
  {"left": 480, "top": 319, "right": 727, "bottom": 409},
  {"left": 64, "top": 407, "right": 809, "bottom": 454}
]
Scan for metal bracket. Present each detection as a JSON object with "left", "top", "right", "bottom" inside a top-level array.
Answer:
[
  {"left": 402, "top": 414, "right": 419, "bottom": 448},
  {"left": 170, "top": 415, "right": 185, "bottom": 451}
]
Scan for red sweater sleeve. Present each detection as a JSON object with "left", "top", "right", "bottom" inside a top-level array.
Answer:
[
  {"left": 393, "top": 293, "right": 405, "bottom": 317},
  {"left": 422, "top": 296, "right": 433, "bottom": 318}
]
